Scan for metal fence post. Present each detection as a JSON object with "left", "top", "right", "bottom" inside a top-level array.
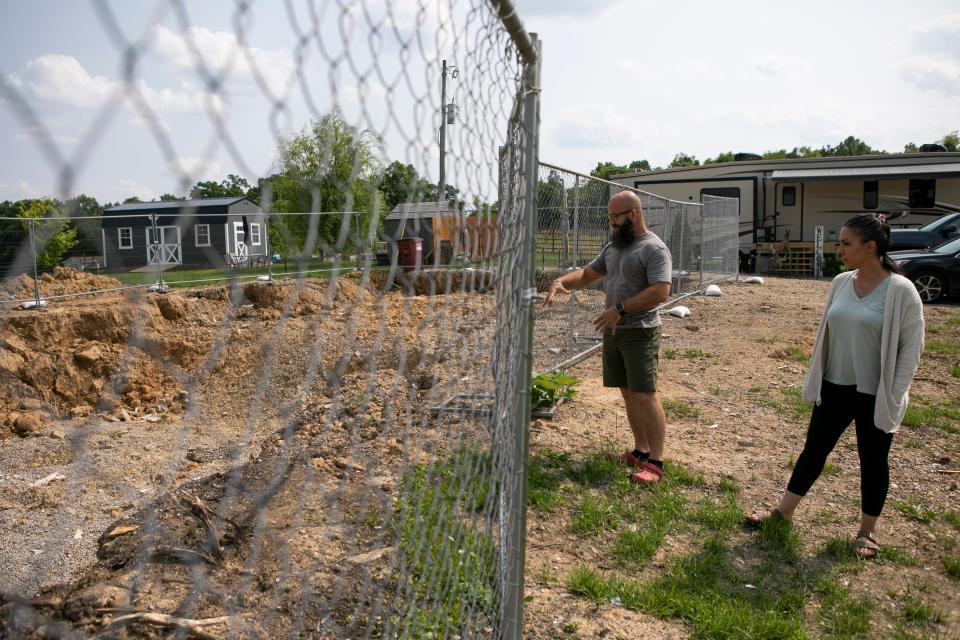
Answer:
[
  {"left": 501, "top": 32, "right": 539, "bottom": 640},
  {"left": 29, "top": 218, "right": 42, "bottom": 310},
  {"left": 698, "top": 205, "right": 705, "bottom": 290},
  {"left": 150, "top": 213, "right": 165, "bottom": 292},
  {"left": 675, "top": 203, "right": 685, "bottom": 295},
  {"left": 264, "top": 214, "right": 274, "bottom": 281},
  {"left": 570, "top": 177, "right": 580, "bottom": 342},
  {"left": 561, "top": 187, "right": 569, "bottom": 270}
]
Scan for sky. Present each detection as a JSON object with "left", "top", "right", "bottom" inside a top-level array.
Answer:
[{"left": 0, "top": 0, "right": 958, "bottom": 205}]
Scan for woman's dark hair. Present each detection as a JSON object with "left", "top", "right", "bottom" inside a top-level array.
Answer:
[{"left": 842, "top": 213, "right": 902, "bottom": 274}]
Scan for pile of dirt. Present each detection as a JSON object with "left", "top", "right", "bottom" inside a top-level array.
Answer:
[
  {"left": 2, "top": 268, "right": 124, "bottom": 300},
  {"left": 243, "top": 278, "right": 370, "bottom": 318}
]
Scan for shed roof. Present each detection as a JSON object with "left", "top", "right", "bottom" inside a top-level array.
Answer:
[
  {"left": 385, "top": 201, "right": 462, "bottom": 220},
  {"left": 105, "top": 197, "right": 255, "bottom": 212}
]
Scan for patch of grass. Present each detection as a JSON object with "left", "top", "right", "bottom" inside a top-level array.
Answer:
[
  {"left": 943, "top": 510, "right": 960, "bottom": 532},
  {"left": 905, "top": 437, "right": 924, "bottom": 449},
  {"left": 568, "top": 451, "right": 621, "bottom": 486},
  {"left": 822, "top": 462, "right": 841, "bottom": 476},
  {"left": 748, "top": 384, "right": 766, "bottom": 393},
  {"left": 669, "top": 464, "right": 705, "bottom": 487},
  {"left": 897, "top": 500, "right": 937, "bottom": 524},
  {"left": 682, "top": 348, "right": 711, "bottom": 360},
  {"left": 756, "top": 335, "right": 781, "bottom": 344},
  {"left": 716, "top": 475, "right": 740, "bottom": 494},
  {"left": 613, "top": 525, "right": 665, "bottom": 564},
  {"left": 392, "top": 449, "right": 497, "bottom": 635},
  {"left": 951, "top": 364, "right": 960, "bottom": 379},
  {"left": 785, "top": 344, "right": 809, "bottom": 364},
  {"left": 900, "top": 592, "right": 944, "bottom": 625},
  {"left": 663, "top": 348, "right": 677, "bottom": 360},
  {"left": 924, "top": 339, "right": 960, "bottom": 356},
  {"left": 781, "top": 386, "right": 813, "bottom": 421},
  {"left": 567, "top": 566, "right": 612, "bottom": 602},
  {"left": 881, "top": 546, "right": 921, "bottom": 567},
  {"left": 902, "top": 401, "right": 960, "bottom": 434},
  {"left": 942, "top": 554, "right": 960, "bottom": 581},
  {"left": 528, "top": 451, "right": 572, "bottom": 513},
  {"left": 945, "top": 313, "right": 960, "bottom": 327},
  {"left": 815, "top": 576, "right": 874, "bottom": 637},
  {"left": 691, "top": 494, "right": 742, "bottom": 530},
  {"left": 709, "top": 386, "right": 724, "bottom": 397},
  {"left": 661, "top": 397, "right": 701, "bottom": 420},
  {"left": 561, "top": 621, "right": 579, "bottom": 634},
  {"left": 755, "top": 513, "right": 801, "bottom": 563},
  {"left": 571, "top": 494, "right": 620, "bottom": 536}
]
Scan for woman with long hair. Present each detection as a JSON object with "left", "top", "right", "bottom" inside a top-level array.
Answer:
[{"left": 747, "top": 213, "right": 925, "bottom": 558}]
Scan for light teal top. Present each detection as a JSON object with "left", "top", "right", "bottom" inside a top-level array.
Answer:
[{"left": 824, "top": 274, "right": 890, "bottom": 394}]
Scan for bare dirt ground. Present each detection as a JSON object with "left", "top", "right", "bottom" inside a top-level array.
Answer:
[{"left": 0, "top": 269, "right": 957, "bottom": 638}]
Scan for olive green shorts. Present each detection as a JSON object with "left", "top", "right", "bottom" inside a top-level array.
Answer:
[{"left": 602, "top": 326, "right": 661, "bottom": 392}]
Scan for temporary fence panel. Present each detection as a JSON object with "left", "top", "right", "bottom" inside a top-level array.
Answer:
[
  {"left": 533, "top": 163, "right": 739, "bottom": 373},
  {"left": 0, "top": 2, "right": 539, "bottom": 639}
]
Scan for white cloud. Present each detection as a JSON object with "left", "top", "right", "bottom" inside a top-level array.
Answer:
[
  {"left": 910, "top": 12, "right": 960, "bottom": 59},
  {"left": 545, "top": 102, "right": 654, "bottom": 149},
  {"left": 514, "top": 0, "right": 622, "bottom": 18},
  {"left": 753, "top": 55, "right": 808, "bottom": 77},
  {"left": 0, "top": 178, "right": 42, "bottom": 200},
  {"left": 9, "top": 54, "right": 116, "bottom": 109},
  {"left": 900, "top": 56, "right": 960, "bottom": 95},
  {"left": 149, "top": 25, "right": 296, "bottom": 100},
  {"left": 7, "top": 53, "right": 208, "bottom": 113}
]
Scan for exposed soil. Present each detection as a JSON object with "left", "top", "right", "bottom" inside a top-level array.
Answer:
[{"left": 0, "top": 270, "right": 957, "bottom": 638}]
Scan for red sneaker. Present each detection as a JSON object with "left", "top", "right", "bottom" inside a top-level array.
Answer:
[
  {"left": 629, "top": 462, "right": 664, "bottom": 485},
  {"left": 605, "top": 450, "right": 646, "bottom": 468}
]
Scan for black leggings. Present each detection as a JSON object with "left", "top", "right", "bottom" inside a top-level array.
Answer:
[{"left": 787, "top": 379, "right": 894, "bottom": 518}]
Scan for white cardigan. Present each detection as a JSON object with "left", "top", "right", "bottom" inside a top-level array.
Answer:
[{"left": 802, "top": 270, "right": 925, "bottom": 433}]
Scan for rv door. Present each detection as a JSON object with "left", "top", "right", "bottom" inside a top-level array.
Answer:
[{"left": 775, "top": 183, "right": 801, "bottom": 241}]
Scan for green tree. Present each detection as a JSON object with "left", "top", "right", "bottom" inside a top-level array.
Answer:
[
  {"left": 669, "top": 153, "right": 700, "bottom": 168},
  {"left": 159, "top": 193, "right": 184, "bottom": 201},
  {"left": 820, "top": 136, "right": 883, "bottom": 157},
  {"left": 379, "top": 161, "right": 435, "bottom": 210},
  {"left": 940, "top": 130, "right": 959, "bottom": 152},
  {"left": 61, "top": 194, "right": 103, "bottom": 256},
  {"left": 122, "top": 196, "right": 142, "bottom": 204},
  {"left": 18, "top": 198, "right": 77, "bottom": 269},
  {"left": 903, "top": 142, "right": 920, "bottom": 153},
  {"left": 704, "top": 151, "right": 735, "bottom": 164},
  {"left": 590, "top": 160, "right": 652, "bottom": 180},
  {"left": 265, "top": 113, "right": 383, "bottom": 259},
  {"left": 189, "top": 174, "right": 258, "bottom": 201}
]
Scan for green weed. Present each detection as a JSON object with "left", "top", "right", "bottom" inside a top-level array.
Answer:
[
  {"left": 662, "top": 398, "right": 701, "bottom": 420},
  {"left": 942, "top": 554, "right": 960, "bottom": 581},
  {"left": 897, "top": 500, "right": 937, "bottom": 524}
]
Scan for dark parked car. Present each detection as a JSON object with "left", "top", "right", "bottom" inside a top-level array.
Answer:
[
  {"left": 891, "top": 236, "right": 960, "bottom": 303},
  {"left": 889, "top": 211, "right": 960, "bottom": 251}
]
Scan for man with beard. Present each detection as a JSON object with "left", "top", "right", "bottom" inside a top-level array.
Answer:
[{"left": 544, "top": 190, "right": 672, "bottom": 484}]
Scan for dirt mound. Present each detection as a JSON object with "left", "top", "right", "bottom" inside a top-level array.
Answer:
[
  {"left": 243, "top": 278, "right": 371, "bottom": 316},
  {"left": 3, "top": 267, "right": 124, "bottom": 300}
]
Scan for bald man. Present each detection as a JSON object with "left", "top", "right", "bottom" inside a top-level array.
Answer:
[{"left": 544, "top": 190, "right": 672, "bottom": 484}]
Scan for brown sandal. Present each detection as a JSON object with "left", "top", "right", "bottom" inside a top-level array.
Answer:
[{"left": 853, "top": 530, "right": 880, "bottom": 559}]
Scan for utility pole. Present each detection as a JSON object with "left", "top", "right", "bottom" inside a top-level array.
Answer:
[
  {"left": 438, "top": 60, "right": 457, "bottom": 206},
  {"left": 438, "top": 59, "right": 448, "bottom": 206}
]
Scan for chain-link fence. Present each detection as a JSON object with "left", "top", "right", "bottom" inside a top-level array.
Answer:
[
  {"left": 533, "top": 163, "right": 739, "bottom": 373},
  {"left": 0, "top": 2, "right": 539, "bottom": 638}
]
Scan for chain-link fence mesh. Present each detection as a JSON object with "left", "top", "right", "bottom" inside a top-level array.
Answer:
[
  {"left": 533, "top": 163, "right": 739, "bottom": 373},
  {"left": 0, "top": 2, "right": 539, "bottom": 638}
]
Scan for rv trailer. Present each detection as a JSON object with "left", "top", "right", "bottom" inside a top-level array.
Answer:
[{"left": 612, "top": 152, "right": 960, "bottom": 273}]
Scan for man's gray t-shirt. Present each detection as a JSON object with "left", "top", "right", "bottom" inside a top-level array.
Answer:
[{"left": 587, "top": 231, "right": 672, "bottom": 328}]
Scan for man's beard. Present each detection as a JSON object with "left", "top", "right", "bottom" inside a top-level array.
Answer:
[{"left": 611, "top": 218, "right": 636, "bottom": 249}]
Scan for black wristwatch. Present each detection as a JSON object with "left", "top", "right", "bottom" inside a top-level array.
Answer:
[{"left": 615, "top": 302, "right": 627, "bottom": 317}]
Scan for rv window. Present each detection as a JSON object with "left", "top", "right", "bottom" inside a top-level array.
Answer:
[
  {"left": 700, "top": 187, "right": 740, "bottom": 202},
  {"left": 908, "top": 179, "right": 935, "bottom": 208},
  {"left": 863, "top": 181, "right": 878, "bottom": 209},
  {"left": 781, "top": 186, "right": 796, "bottom": 207}
]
